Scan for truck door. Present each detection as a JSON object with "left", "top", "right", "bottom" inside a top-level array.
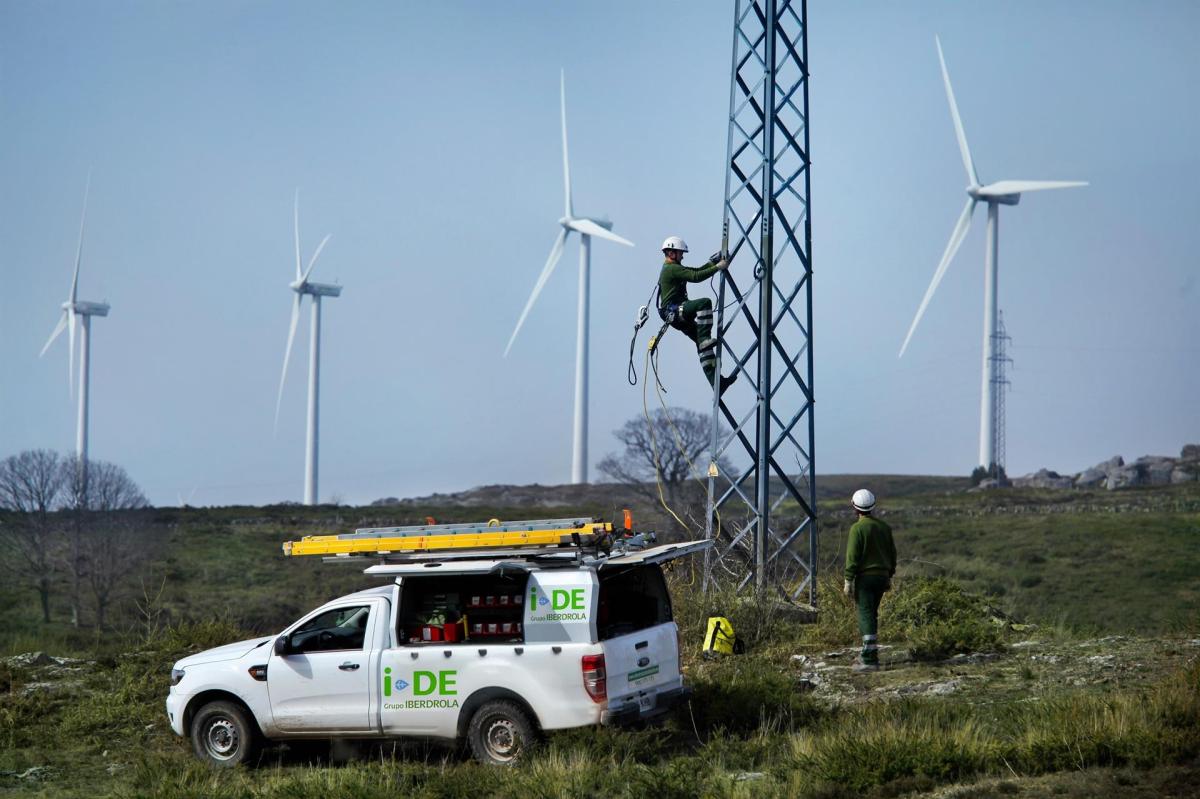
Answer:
[{"left": 268, "top": 601, "right": 379, "bottom": 733}]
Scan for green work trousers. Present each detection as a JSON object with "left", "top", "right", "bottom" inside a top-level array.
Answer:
[
  {"left": 666, "top": 298, "right": 717, "bottom": 383},
  {"left": 854, "top": 573, "right": 890, "bottom": 664}
]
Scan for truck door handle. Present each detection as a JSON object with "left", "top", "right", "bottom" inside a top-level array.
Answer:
[{"left": 338, "top": 662, "right": 360, "bottom": 671}]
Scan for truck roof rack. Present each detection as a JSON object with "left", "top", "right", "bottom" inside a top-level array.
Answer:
[{"left": 282, "top": 516, "right": 654, "bottom": 564}]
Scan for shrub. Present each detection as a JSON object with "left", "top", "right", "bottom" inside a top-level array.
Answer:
[
  {"left": 685, "top": 656, "right": 820, "bottom": 735},
  {"left": 884, "top": 578, "right": 1007, "bottom": 660}
]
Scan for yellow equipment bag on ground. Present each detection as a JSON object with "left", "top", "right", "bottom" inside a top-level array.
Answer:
[{"left": 703, "top": 616, "right": 737, "bottom": 656}]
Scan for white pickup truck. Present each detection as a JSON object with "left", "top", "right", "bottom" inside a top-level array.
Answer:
[{"left": 166, "top": 534, "right": 706, "bottom": 766}]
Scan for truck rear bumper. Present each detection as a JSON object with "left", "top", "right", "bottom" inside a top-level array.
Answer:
[{"left": 601, "top": 685, "right": 689, "bottom": 726}]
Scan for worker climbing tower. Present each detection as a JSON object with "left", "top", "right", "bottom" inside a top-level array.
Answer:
[{"left": 704, "top": 0, "right": 816, "bottom": 604}]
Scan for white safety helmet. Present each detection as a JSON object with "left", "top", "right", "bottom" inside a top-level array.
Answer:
[
  {"left": 661, "top": 236, "right": 689, "bottom": 253},
  {"left": 852, "top": 489, "right": 876, "bottom": 513}
]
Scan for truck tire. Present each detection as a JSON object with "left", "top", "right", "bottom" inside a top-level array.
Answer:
[
  {"left": 466, "top": 700, "right": 537, "bottom": 766},
  {"left": 190, "top": 700, "right": 261, "bottom": 768}
]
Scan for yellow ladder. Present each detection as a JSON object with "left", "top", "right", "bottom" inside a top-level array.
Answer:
[{"left": 283, "top": 518, "right": 613, "bottom": 558}]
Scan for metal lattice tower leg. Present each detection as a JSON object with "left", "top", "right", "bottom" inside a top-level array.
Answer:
[
  {"left": 704, "top": 0, "right": 816, "bottom": 605},
  {"left": 991, "top": 311, "right": 1012, "bottom": 478}
]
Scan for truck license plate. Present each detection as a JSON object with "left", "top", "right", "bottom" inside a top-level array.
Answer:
[{"left": 638, "top": 694, "right": 654, "bottom": 712}]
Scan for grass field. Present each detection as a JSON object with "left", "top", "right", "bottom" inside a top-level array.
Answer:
[{"left": 1, "top": 480, "right": 1198, "bottom": 796}]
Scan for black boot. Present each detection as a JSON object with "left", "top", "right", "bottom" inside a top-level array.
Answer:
[{"left": 718, "top": 372, "right": 737, "bottom": 396}]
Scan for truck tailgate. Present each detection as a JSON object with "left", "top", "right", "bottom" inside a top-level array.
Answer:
[{"left": 602, "top": 622, "right": 679, "bottom": 707}]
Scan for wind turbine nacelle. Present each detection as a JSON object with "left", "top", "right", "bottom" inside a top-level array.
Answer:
[
  {"left": 296, "top": 282, "right": 343, "bottom": 298},
  {"left": 968, "top": 187, "right": 1020, "bottom": 206},
  {"left": 560, "top": 215, "right": 613, "bottom": 231},
  {"left": 69, "top": 301, "right": 111, "bottom": 317}
]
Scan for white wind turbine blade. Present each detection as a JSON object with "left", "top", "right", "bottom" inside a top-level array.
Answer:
[
  {"left": 68, "top": 307, "right": 77, "bottom": 396},
  {"left": 899, "top": 197, "right": 977, "bottom": 357},
  {"left": 301, "top": 233, "right": 332, "bottom": 283},
  {"left": 567, "top": 218, "right": 634, "bottom": 247},
  {"left": 935, "top": 36, "right": 978, "bottom": 186},
  {"left": 976, "top": 180, "right": 1088, "bottom": 197},
  {"left": 71, "top": 173, "right": 90, "bottom": 306},
  {"left": 67, "top": 174, "right": 90, "bottom": 396},
  {"left": 275, "top": 293, "right": 302, "bottom": 429},
  {"left": 40, "top": 312, "right": 68, "bottom": 357},
  {"left": 504, "top": 228, "right": 569, "bottom": 357},
  {"left": 293, "top": 190, "right": 303, "bottom": 281},
  {"left": 560, "top": 69, "right": 572, "bottom": 217}
]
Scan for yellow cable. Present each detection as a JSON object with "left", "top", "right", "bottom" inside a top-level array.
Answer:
[
  {"left": 652, "top": 354, "right": 724, "bottom": 544},
  {"left": 640, "top": 345, "right": 729, "bottom": 589},
  {"left": 642, "top": 349, "right": 691, "bottom": 533}
]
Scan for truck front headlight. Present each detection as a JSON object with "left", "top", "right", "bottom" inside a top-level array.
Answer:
[{"left": 170, "top": 668, "right": 186, "bottom": 686}]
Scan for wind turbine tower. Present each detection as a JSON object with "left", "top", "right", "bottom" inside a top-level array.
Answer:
[
  {"left": 899, "top": 36, "right": 1087, "bottom": 470},
  {"left": 39, "top": 176, "right": 109, "bottom": 497},
  {"left": 504, "top": 71, "right": 634, "bottom": 484},
  {"left": 275, "top": 192, "right": 340, "bottom": 506}
]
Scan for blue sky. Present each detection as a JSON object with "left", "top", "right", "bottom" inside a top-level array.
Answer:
[{"left": 2, "top": 1, "right": 1197, "bottom": 506}]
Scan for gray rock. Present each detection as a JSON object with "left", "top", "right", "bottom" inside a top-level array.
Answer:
[
  {"left": 1014, "top": 469, "right": 1074, "bottom": 489},
  {"left": 0, "top": 766, "right": 53, "bottom": 782},
  {"left": 1136, "top": 457, "right": 1176, "bottom": 486},
  {"left": 1106, "top": 464, "right": 1144, "bottom": 490},
  {"left": 1076, "top": 455, "right": 1125, "bottom": 487},
  {"left": 6, "top": 652, "right": 54, "bottom": 668},
  {"left": 927, "top": 679, "right": 962, "bottom": 695},
  {"left": 1172, "top": 466, "right": 1198, "bottom": 484}
]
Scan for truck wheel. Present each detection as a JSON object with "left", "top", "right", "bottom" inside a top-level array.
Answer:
[
  {"left": 190, "top": 700, "right": 260, "bottom": 768},
  {"left": 467, "top": 700, "right": 537, "bottom": 766}
]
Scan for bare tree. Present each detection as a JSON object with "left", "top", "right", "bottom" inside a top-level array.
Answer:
[
  {"left": 82, "top": 516, "right": 158, "bottom": 630},
  {"left": 0, "top": 450, "right": 69, "bottom": 622},
  {"left": 598, "top": 408, "right": 734, "bottom": 531},
  {"left": 0, "top": 451, "right": 66, "bottom": 620},
  {"left": 63, "top": 459, "right": 150, "bottom": 627}
]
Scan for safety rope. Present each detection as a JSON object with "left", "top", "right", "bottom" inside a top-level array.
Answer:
[
  {"left": 639, "top": 345, "right": 734, "bottom": 583},
  {"left": 626, "top": 285, "right": 661, "bottom": 386},
  {"left": 641, "top": 347, "right": 691, "bottom": 533}
]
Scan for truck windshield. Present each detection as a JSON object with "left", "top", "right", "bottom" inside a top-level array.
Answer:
[{"left": 597, "top": 565, "right": 671, "bottom": 640}]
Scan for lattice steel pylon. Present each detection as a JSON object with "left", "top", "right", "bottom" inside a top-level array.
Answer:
[
  {"left": 703, "top": 0, "right": 816, "bottom": 604},
  {"left": 990, "top": 311, "right": 1012, "bottom": 478}
]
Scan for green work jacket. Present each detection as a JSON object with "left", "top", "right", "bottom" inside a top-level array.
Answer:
[
  {"left": 844, "top": 515, "right": 897, "bottom": 580},
  {"left": 658, "top": 260, "right": 721, "bottom": 308}
]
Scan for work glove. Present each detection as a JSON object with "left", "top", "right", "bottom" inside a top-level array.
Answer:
[
  {"left": 708, "top": 250, "right": 730, "bottom": 270},
  {"left": 843, "top": 579, "right": 854, "bottom": 597}
]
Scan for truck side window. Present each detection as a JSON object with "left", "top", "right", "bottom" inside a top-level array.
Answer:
[
  {"left": 291, "top": 605, "right": 371, "bottom": 653},
  {"left": 598, "top": 565, "right": 672, "bottom": 640}
]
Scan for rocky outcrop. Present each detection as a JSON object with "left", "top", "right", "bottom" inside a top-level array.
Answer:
[
  {"left": 1012, "top": 469, "right": 1074, "bottom": 490},
  {"left": 1075, "top": 456, "right": 1123, "bottom": 488},
  {"left": 1011, "top": 444, "right": 1198, "bottom": 491}
]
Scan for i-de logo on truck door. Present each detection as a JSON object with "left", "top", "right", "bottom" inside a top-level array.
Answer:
[
  {"left": 528, "top": 587, "right": 588, "bottom": 622},
  {"left": 382, "top": 667, "right": 459, "bottom": 710}
]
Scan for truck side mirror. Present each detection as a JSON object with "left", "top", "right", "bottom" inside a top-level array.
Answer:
[{"left": 274, "top": 635, "right": 291, "bottom": 656}]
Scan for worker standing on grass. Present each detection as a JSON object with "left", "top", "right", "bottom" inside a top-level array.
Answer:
[
  {"left": 843, "top": 489, "right": 897, "bottom": 672},
  {"left": 657, "top": 236, "right": 738, "bottom": 394}
]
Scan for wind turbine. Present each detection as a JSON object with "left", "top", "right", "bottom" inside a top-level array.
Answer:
[
  {"left": 899, "top": 36, "right": 1087, "bottom": 470},
  {"left": 504, "top": 70, "right": 634, "bottom": 485},
  {"left": 39, "top": 174, "right": 109, "bottom": 497},
  {"left": 275, "top": 191, "right": 340, "bottom": 506}
]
